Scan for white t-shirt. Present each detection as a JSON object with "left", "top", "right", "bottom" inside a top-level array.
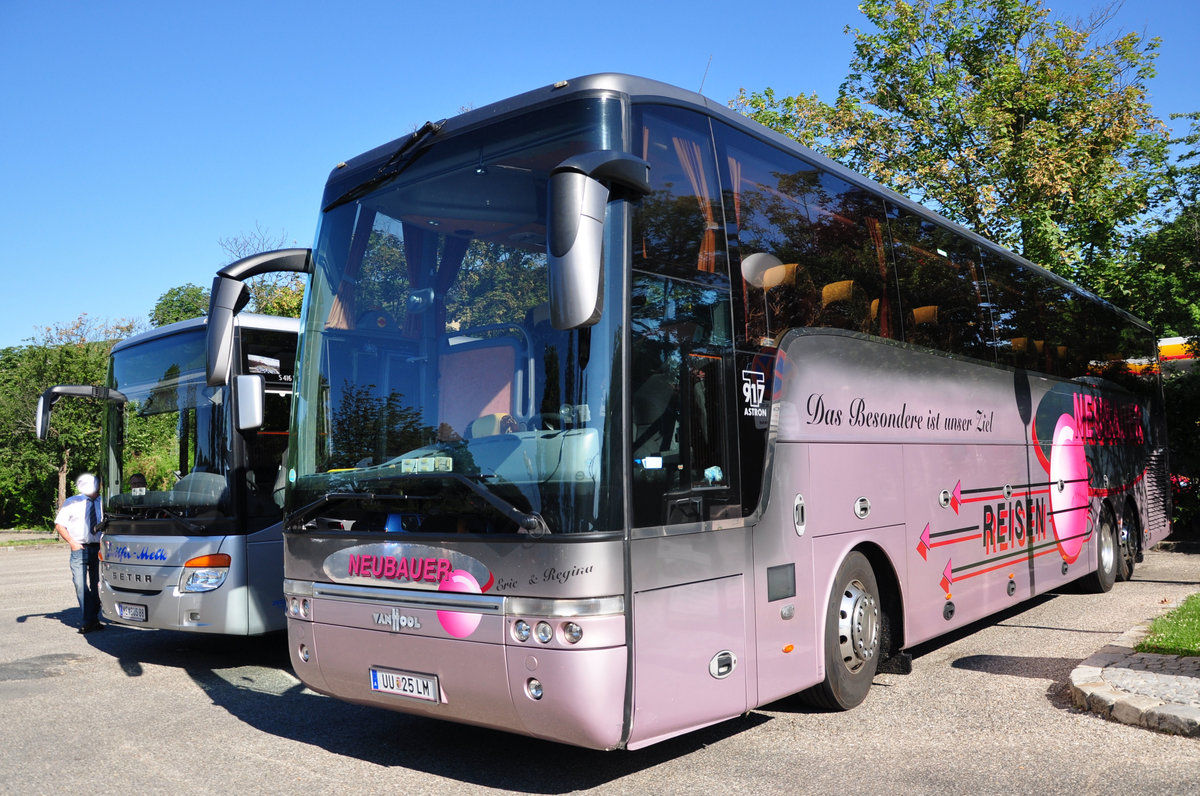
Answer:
[{"left": 55, "top": 495, "right": 104, "bottom": 545}]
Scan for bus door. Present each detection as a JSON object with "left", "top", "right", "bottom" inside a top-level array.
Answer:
[{"left": 626, "top": 104, "right": 749, "bottom": 746}]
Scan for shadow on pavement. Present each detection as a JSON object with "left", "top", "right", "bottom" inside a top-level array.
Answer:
[{"left": 77, "top": 625, "right": 769, "bottom": 792}]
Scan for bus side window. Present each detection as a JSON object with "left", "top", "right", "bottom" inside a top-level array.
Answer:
[
  {"left": 716, "top": 120, "right": 896, "bottom": 345},
  {"left": 630, "top": 274, "right": 736, "bottom": 528},
  {"left": 887, "top": 207, "right": 991, "bottom": 360},
  {"left": 631, "top": 105, "right": 739, "bottom": 529}
]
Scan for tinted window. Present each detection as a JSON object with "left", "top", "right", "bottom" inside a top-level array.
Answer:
[
  {"left": 887, "top": 206, "right": 991, "bottom": 359},
  {"left": 633, "top": 106, "right": 729, "bottom": 285},
  {"left": 717, "top": 124, "right": 894, "bottom": 346}
]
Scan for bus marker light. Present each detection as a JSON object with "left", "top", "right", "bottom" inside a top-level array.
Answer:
[
  {"left": 783, "top": 644, "right": 794, "bottom": 654},
  {"left": 185, "top": 554, "right": 232, "bottom": 568},
  {"left": 513, "top": 620, "right": 531, "bottom": 642},
  {"left": 563, "top": 622, "right": 582, "bottom": 644},
  {"left": 535, "top": 622, "right": 553, "bottom": 644},
  {"left": 526, "top": 678, "right": 544, "bottom": 700}
]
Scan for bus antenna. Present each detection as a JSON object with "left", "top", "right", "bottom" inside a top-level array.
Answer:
[{"left": 699, "top": 55, "right": 712, "bottom": 95}]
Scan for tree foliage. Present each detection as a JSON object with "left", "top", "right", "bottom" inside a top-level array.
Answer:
[
  {"left": 733, "top": 0, "right": 1169, "bottom": 282},
  {"left": 218, "top": 223, "right": 305, "bottom": 319},
  {"left": 1107, "top": 113, "right": 1200, "bottom": 337},
  {"left": 151, "top": 283, "right": 211, "bottom": 327},
  {"left": 0, "top": 315, "right": 132, "bottom": 526}
]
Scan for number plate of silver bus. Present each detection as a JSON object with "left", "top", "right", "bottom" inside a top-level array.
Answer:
[
  {"left": 116, "top": 602, "right": 147, "bottom": 622},
  {"left": 369, "top": 667, "right": 439, "bottom": 702}
]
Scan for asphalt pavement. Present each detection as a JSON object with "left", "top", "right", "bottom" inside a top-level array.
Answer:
[{"left": 3, "top": 535, "right": 1198, "bottom": 795}]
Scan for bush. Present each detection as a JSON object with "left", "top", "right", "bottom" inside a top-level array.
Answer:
[{"left": 1163, "top": 364, "right": 1200, "bottom": 538}]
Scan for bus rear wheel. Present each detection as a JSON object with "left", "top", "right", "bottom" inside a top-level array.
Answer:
[
  {"left": 803, "top": 551, "right": 880, "bottom": 711},
  {"left": 1083, "top": 505, "right": 1118, "bottom": 593},
  {"left": 1116, "top": 503, "right": 1139, "bottom": 582}
]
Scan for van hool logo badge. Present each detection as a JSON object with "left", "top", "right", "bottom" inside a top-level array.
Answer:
[{"left": 324, "top": 543, "right": 495, "bottom": 638}]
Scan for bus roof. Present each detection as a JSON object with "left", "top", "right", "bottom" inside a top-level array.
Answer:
[
  {"left": 112, "top": 312, "right": 299, "bottom": 354},
  {"left": 324, "top": 73, "right": 1150, "bottom": 334}
]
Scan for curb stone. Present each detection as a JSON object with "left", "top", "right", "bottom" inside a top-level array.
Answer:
[{"left": 1068, "top": 603, "right": 1200, "bottom": 737}]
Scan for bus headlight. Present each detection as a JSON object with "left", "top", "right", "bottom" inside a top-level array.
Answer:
[
  {"left": 181, "top": 554, "right": 231, "bottom": 593},
  {"left": 535, "top": 621, "right": 554, "bottom": 644},
  {"left": 512, "top": 620, "right": 532, "bottom": 642},
  {"left": 563, "top": 622, "right": 583, "bottom": 644}
]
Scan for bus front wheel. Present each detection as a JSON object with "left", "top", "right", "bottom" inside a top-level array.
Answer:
[{"left": 803, "top": 551, "right": 880, "bottom": 711}]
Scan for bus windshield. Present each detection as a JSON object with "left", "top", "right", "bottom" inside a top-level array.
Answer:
[
  {"left": 289, "top": 98, "right": 625, "bottom": 536},
  {"left": 105, "top": 328, "right": 234, "bottom": 518}
]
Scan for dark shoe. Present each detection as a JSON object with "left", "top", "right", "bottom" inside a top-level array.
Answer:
[{"left": 79, "top": 622, "right": 104, "bottom": 634}]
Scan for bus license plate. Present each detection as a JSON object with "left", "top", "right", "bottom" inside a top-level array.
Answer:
[
  {"left": 117, "top": 603, "right": 147, "bottom": 622},
  {"left": 369, "top": 668, "right": 439, "bottom": 703}
]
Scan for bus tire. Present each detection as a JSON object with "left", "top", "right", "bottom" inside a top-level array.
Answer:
[
  {"left": 1116, "top": 502, "right": 1138, "bottom": 582},
  {"left": 1083, "top": 505, "right": 1118, "bottom": 594},
  {"left": 803, "top": 551, "right": 880, "bottom": 711}
]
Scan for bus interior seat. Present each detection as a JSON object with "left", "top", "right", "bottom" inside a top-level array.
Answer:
[
  {"left": 907, "top": 304, "right": 947, "bottom": 348},
  {"left": 357, "top": 308, "right": 396, "bottom": 330},
  {"left": 631, "top": 370, "right": 677, "bottom": 460},
  {"left": 170, "top": 471, "right": 230, "bottom": 511},
  {"left": 467, "top": 413, "right": 517, "bottom": 438},
  {"left": 819, "top": 279, "right": 869, "bottom": 332},
  {"left": 438, "top": 336, "right": 518, "bottom": 440}
]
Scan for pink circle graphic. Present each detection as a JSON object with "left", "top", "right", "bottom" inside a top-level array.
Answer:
[
  {"left": 1048, "top": 413, "right": 1088, "bottom": 563},
  {"left": 437, "top": 569, "right": 483, "bottom": 638}
]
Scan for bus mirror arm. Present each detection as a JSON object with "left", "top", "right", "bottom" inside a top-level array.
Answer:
[
  {"left": 206, "top": 248, "right": 312, "bottom": 387},
  {"left": 35, "top": 385, "right": 127, "bottom": 440},
  {"left": 547, "top": 151, "right": 650, "bottom": 330}
]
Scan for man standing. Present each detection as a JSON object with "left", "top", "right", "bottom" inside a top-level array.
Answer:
[{"left": 55, "top": 473, "right": 105, "bottom": 633}]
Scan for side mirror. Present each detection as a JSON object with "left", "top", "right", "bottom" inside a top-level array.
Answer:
[
  {"left": 547, "top": 151, "right": 650, "bottom": 330},
  {"left": 206, "top": 248, "right": 312, "bottom": 387},
  {"left": 234, "top": 374, "right": 265, "bottom": 431},
  {"left": 35, "top": 385, "right": 127, "bottom": 440}
]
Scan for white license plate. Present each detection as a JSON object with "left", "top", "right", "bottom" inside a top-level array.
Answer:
[
  {"left": 369, "top": 668, "right": 439, "bottom": 702},
  {"left": 116, "top": 603, "right": 147, "bottom": 622}
]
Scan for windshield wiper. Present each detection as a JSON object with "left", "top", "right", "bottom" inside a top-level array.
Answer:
[
  {"left": 438, "top": 473, "right": 547, "bottom": 535},
  {"left": 288, "top": 475, "right": 548, "bottom": 536},
  {"left": 100, "top": 507, "right": 204, "bottom": 533},
  {"left": 323, "top": 119, "right": 445, "bottom": 212}
]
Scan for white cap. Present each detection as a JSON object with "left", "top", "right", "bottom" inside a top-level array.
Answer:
[{"left": 76, "top": 473, "right": 99, "bottom": 497}]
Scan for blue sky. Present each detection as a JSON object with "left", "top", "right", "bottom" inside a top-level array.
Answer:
[{"left": 2, "top": 0, "right": 1197, "bottom": 350}]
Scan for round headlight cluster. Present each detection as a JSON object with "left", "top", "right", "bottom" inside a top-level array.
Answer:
[
  {"left": 509, "top": 618, "right": 584, "bottom": 645},
  {"left": 288, "top": 597, "right": 311, "bottom": 618}
]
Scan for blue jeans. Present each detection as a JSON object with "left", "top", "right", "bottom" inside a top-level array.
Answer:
[{"left": 70, "top": 544, "right": 101, "bottom": 626}]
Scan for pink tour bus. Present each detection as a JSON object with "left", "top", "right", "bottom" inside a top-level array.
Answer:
[{"left": 208, "top": 75, "right": 1171, "bottom": 749}]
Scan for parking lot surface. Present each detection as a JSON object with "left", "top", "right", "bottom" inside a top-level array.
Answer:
[{"left": 3, "top": 545, "right": 1198, "bottom": 795}]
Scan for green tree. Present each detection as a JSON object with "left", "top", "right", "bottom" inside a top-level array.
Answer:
[
  {"left": 0, "top": 315, "right": 133, "bottom": 527},
  {"left": 733, "top": 0, "right": 1169, "bottom": 283},
  {"left": 151, "top": 283, "right": 210, "bottom": 327},
  {"left": 218, "top": 223, "right": 305, "bottom": 318},
  {"left": 1113, "top": 113, "right": 1200, "bottom": 337}
]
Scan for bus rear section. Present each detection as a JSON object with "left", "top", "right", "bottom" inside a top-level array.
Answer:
[{"left": 79, "top": 313, "right": 297, "bottom": 635}]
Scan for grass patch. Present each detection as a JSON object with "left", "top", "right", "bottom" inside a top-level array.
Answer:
[{"left": 1136, "top": 593, "right": 1200, "bottom": 657}]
